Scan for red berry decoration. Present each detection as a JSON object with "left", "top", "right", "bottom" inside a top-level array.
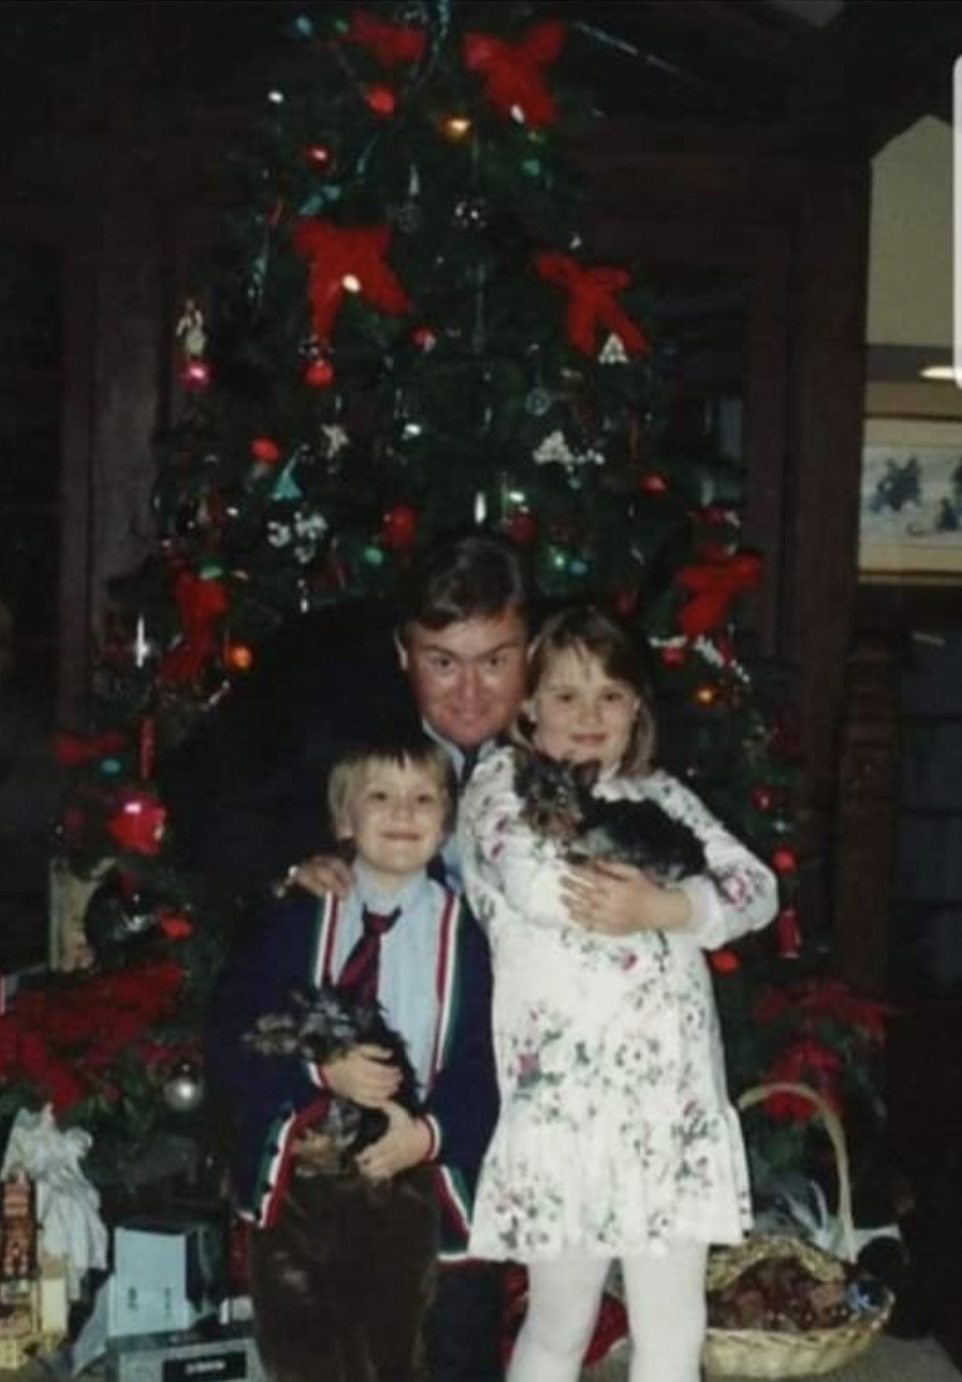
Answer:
[
  {"left": 364, "top": 84, "right": 397, "bottom": 116},
  {"left": 771, "top": 846, "right": 798, "bottom": 874},
  {"left": 306, "top": 143, "right": 333, "bottom": 169},
  {"left": 776, "top": 907, "right": 802, "bottom": 958},
  {"left": 752, "top": 786, "right": 773, "bottom": 812},
  {"left": 305, "top": 358, "right": 335, "bottom": 388},
  {"left": 250, "top": 437, "right": 281, "bottom": 465},
  {"left": 381, "top": 503, "right": 418, "bottom": 551},
  {"left": 639, "top": 472, "right": 667, "bottom": 494},
  {"left": 182, "top": 360, "right": 211, "bottom": 389}
]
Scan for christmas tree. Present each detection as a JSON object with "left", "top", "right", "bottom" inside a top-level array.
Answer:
[{"left": 0, "top": 1, "right": 860, "bottom": 1189}]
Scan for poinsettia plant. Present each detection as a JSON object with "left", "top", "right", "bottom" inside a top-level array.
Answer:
[
  {"left": 711, "top": 952, "right": 889, "bottom": 1182},
  {"left": 0, "top": 958, "right": 193, "bottom": 1142}
]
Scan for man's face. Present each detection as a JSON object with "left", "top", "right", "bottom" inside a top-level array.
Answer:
[{"left": 397, "top": 605, "right": 528, "bottom": 749}]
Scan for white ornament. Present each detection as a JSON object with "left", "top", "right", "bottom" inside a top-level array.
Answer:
[
  {"left": 599, "top": 334, "right": 629, "bottom": 365},
  {"left": 321, "top": 424, "right": 350, "bottom": 457},
  {"left": 292, "top": 508, "right": 329, "bottom": 564},
  {"left": 533, "top": 430, "right": 576, "bottom": 465},
  {"left": 175, "top": 299, "right": 206, "bottom": 361},
  {"left": 294, "top": 510, "right": 328, "bottom": 541},
  {"left": 267, "top": 520, "right": 292, "bottom": 548}
]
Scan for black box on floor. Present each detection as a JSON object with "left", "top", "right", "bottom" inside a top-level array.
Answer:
[{"left": 105, "top": 1324, "right": 264, "bottom": 1382}]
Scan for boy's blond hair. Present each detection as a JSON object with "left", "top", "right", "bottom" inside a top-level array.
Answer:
[{"left": 327, "top": 733, "right": 456, "bottom": 839}]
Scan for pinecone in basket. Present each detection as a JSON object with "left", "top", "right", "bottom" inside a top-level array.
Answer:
[{"left": 707, "top": 1256, "right": 855, "bottom": 1332}]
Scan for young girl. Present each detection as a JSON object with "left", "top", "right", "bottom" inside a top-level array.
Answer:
[{"left": 457, "top": 604, "right": 778, "bottom": 1382}]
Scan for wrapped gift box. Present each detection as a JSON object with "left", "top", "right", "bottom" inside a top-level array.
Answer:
[{"left": 108, "top": 1215, "right": 225, "bottom": 1337}]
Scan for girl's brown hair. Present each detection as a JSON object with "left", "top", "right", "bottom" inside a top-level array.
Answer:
[{"left": 518, "top": 604, "right": 657, "bottom": 774}]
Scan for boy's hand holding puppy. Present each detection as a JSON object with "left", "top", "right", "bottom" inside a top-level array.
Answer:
[{"left": 322, "top": 1042, "right": 402, "bottom": 1106}]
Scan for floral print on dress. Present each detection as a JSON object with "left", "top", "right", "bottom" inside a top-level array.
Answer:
[{"left": 457, "top": 746, "right": 778, "bottom": 1262}]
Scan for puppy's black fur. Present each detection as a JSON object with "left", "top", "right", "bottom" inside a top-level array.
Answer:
[
  {"left": 513, "top": 749, "right": 707, "bottom": 880},
  {"left": 245, "top": 984, "right": 421, "bottom": 1166}
]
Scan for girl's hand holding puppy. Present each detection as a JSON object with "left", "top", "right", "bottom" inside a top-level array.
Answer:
[{"left": 561, "top": 860, "right": 693, "bottom": 936}]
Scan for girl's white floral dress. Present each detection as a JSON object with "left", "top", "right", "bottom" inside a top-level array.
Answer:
[{"left": 457, "top": 746, "right": 778, "bottom": 1263}]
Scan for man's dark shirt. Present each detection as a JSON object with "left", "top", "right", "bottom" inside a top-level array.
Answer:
[{"left": 160, "top": 600, "right": 420, "bottom": 893}]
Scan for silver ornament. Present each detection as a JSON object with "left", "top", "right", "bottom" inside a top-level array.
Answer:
[{"left": 162, "top": 1059, "right": 205, "bottom": 1114}]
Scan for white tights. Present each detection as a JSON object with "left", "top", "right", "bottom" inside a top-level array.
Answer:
[{"left": 507, "top": 1243, "right": 708, "bottom": 1382}]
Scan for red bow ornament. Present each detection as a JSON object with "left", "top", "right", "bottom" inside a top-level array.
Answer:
[
  {"left": 160, "top": 569, "right": 230, "bottom": 685},
  {"left": 345, "top": 8, "right": 426, "bottom": 66},
  {"left": 53, "top": 729, "right": 127, "bottom": 767},
  {"left": 463, "top": 21, "right": 565, "bottom": 127},
  {"left": 676, "top": 549, "right": 763, "bottom": 637},
  {"left": 292, "top": 219, "right": 412, "bottom": 344},
  {"left": 534, "top": 252, "right": 649, "bottom": 357}
]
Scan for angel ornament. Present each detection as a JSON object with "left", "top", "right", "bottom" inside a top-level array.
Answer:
[{"left": 175, "top": 298, "right": 207, "bottom": 364}]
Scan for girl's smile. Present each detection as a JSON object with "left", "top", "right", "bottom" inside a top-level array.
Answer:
[{"left": 528, "top": 647, "right": 640, "bottom": 772}]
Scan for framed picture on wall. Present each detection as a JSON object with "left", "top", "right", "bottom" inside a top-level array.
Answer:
[{"left": 859, "top": 417, "right": 962, "bottom": 582}]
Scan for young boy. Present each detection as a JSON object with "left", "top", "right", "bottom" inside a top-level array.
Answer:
[{"left": 205, "top": 731, "right": 500, "bottom": 1382}]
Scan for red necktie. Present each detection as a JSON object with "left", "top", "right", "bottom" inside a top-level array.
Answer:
[{"left": 338, "top": 906, "right": 400, "bottom": 1006}]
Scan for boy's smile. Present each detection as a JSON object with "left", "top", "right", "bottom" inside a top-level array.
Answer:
[{"left": 337, "top": 759, "right": 447, "bottom": 891}]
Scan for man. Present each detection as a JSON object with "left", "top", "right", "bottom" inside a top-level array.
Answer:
[{"left": 162, "top": 531, "right": 532, "bottom": 897}]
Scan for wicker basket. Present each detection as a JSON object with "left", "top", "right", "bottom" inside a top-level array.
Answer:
[{"left": 702, "top": 1082, "right": 893, "bottom": 1378}]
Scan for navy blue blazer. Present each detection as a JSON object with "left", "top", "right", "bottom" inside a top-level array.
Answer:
[{"left": 204, "top": 882, "right": 498, "bottom": 1261}]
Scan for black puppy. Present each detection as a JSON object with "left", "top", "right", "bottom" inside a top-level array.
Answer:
[
  {"left": 245, "top": 985, "right": 438, "bottom": 1382},
  {"left": 513, "top": 748, "right": 707, "bottom": 881},
  {"left": 245, "top": 983, "right": 420, "bottom": 1170}
]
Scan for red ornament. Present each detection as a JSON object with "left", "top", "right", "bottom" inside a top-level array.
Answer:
[
  {"left": 506, "top": 511, "right": 538, "bottom": 547},
  {"left": 105, "top": 790, "right": 167, "bottom": 857},
  {"left": 381, "top": 503, "right": 418, "bottom": 552},
  {"left": 660, "top": 645, "right": 686, "bottom": 667},
  {"left": 463, "top": 22, "right": 565, "bottom": 127},
  {"left": 306, "top": 143, "right": 333, "bottom": 170},
  {"left": 181, "top": 360, "right": 211, "bottom": 389},
  {"left": 364, "top": 83, "right": 397, "bottom": 116},
  {"left": 534, "top": 252, "right": 650, "bottom": 358},
  {"left": 771, "top": 847, "right": 798, "bottom": 874},
  {"left": 709, "top": 949, "right": 741, "bottom": 975},
  {"left": 158, "top": 912, "right": 194, "bottom": 940},
  {"left": 250, "top": 437, "right": 281, "bottom": 465},
  {"left": 345, "top": 9, "right": 426, "bottom": 67},
  {"left": 292, "top": 218, "right": 411, "bottom": 344},
  {"left": 639, "top": 472, "right": 668, "bottom": 494},
  {"left": 752, "top": 786, "right": 774, "bottom": 812},
  {"left": 776, "top": 907, "right": 802, "bottom": 959},
  {"left": 305, "top": 357, "right": 335, "bottom": 388},
  {"left": 412, "top": 325, "right": 438, "bottom": 351}
]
